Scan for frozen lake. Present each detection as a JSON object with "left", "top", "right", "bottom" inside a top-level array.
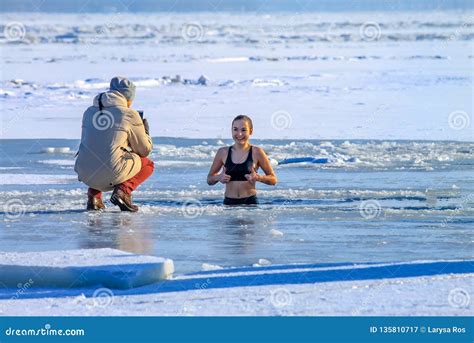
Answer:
[{"left": 0, "top": 10, "right": 473, "bottom": 274}]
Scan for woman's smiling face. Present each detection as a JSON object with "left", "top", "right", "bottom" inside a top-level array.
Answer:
[{"left": 232, "top": 119, "right": 252, "bottom": 145}]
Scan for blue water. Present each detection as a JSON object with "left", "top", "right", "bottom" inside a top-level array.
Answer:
[{"left": 0, "top": 138, "right": 473, "bottom": 274}]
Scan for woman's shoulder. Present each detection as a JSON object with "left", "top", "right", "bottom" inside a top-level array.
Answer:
[
  {"left": 251, "top": 145, "right": 266, "bottom": 156},
  {"left": 216, "top": 146, "right": 230, "bottom": 155}
]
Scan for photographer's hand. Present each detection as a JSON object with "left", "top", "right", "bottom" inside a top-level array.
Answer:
[{"left": 142, "top": 118, "right": 150, "bottom": 135}]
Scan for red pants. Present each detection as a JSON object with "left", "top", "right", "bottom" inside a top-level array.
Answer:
[{"left": 88, "top": 157, "right": 154, "bottom": 198}]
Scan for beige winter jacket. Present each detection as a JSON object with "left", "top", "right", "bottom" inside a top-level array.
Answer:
[{"left": 74, "top": 91, "right": 152, "bottom": 191}]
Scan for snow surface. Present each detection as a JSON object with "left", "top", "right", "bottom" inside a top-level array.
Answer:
[
  {"left": 1, "top": 12, "right": 472, "bottom": 141},
  {"left": 0, "top": 249, "right": 174, "bottom": 289},
  {"left": 0, "top": 254, "right": 472, "bottom": 316}
]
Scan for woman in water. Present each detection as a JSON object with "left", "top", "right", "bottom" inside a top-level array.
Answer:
[{"left": 207, "top": 115, "right": 277, "bottom": 205}]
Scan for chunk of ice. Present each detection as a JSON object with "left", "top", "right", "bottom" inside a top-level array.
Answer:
[
  {"left": 270, "top": 229, "right": 284, "bottom": 237},
  {"left": 201, "top": 263, "right": 223, "bottom": 271},
  {"left": 253, "top": 258, "right": 272, "bottom": 267},
  {"left": 0, "top": 248, "right": 174, "bottom": 289}
]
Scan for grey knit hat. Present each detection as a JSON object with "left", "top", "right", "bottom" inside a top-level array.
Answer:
[{"left": 110, "top": 76, "right": 136, "bottom": 101}]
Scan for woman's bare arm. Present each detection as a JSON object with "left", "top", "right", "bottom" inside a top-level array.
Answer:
[
  {"left": 245, "top": 147, "right": 277, "bottom": 186},
  {"left": 207, "top": 148, "right": 230, "bottom": 185}
]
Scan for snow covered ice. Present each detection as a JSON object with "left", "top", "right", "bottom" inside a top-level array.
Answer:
[
  {"left": 0, "top": 258, "right": 472, "bottom": 316},
  {"left": 0, "top": 249, "right": 174, "bottom": 289}
]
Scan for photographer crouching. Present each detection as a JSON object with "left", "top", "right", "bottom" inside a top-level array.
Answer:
[{"left": 74, "top": 76, "right": 154, "bottom": 212}]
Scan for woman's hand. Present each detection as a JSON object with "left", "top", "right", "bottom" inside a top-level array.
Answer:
[
  {"left": 219, "top": 167, "right": 231, "bottom": 184},
  {"left": 245, "top": 166, "right": 259, "bottom": 185}
]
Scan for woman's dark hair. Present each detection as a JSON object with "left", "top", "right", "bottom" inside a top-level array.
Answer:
[{"left": 232, "top": 115, "right": 253, "bottom": 131}]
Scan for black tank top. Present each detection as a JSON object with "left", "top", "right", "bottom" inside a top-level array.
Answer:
[{"left": 224, "top": 146, "right": 253, "bottom": 181}]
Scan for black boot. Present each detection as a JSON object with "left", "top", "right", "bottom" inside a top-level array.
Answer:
[
  {"left": 86, "top": 196, "right": 106, "bottom": 211},
  {"left": 110, "top": 187, "right": 139, "bottom": 212}
]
